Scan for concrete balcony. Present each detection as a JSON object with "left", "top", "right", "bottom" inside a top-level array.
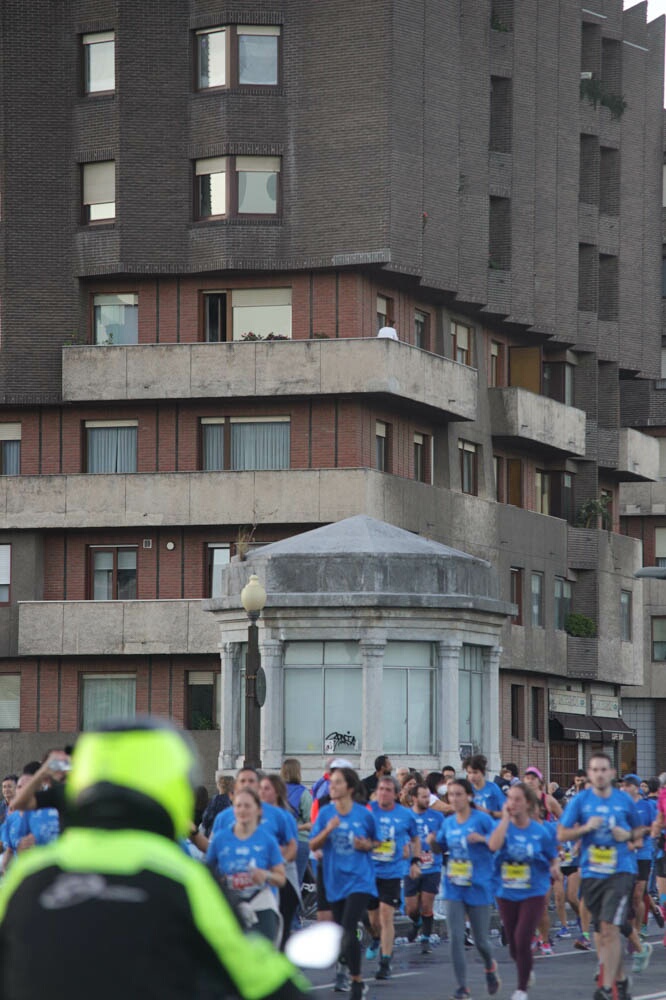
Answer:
[
  {"left": 0, "top": 468, "right": 471, "bottom": 531},
  {"left": 17, "top": 599, "right": 219, "bottom": 657},
  {"left": 488, "top": 387, "right": 586, "bottom": 457},
  {"left": 621, "top": 481, "right": 666, "bottom": 517},
  {"left": 62, "top": 339, "right": 477, "bottom": 422},
  {"left": 617, "top": 427, "right": 659, "bottom": 482}
]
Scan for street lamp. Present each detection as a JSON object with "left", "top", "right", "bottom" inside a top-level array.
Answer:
[{"left": 240, "top": 574, "right": 267, "bottom": 769}]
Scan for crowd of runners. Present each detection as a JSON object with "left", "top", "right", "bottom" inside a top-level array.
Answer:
[{"left": 1, "top": 746, "right": 665, "bottom": 1000}]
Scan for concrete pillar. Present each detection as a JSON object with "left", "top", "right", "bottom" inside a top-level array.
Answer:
[
  {"left": 485, "top": 645, "right": 502, "bottom": 775},
  {"left": 218, "top": 641, "right": 238, "bottom": 772},
  {"left": 437, "top": 640, "right": 462, "bottom": 766},
  {"left": 360, "top": 638, "right": 386, "bottom": 772},
  {"left": 260, "top": 637, "right": 284, "bottom": 771}
]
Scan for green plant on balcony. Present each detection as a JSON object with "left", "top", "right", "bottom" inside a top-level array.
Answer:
[
  {"left": 565, "top": 612, "right": 597, "bottom": 638},
  {"left": 579, "top": 77, "right": 627, "bottom": 119},
  {"left": 62, "top": 333, "right": 86, "bottom": 346},
  {"left": 240, "top": 331, "right": 289, "bottom": 341},
  {"left": 192, "top": 715, "right": 218, "bottom": 730},
  {"left": 576, "top": 494, "right": 610, "bottom": 528}
]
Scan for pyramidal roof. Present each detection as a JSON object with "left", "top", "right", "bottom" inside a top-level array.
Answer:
[{"left": 246, "top": 514, "right": 485, "bottom": 563}]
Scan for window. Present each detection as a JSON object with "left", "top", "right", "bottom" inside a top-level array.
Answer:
[
  {"left": 458, "top": 440, "right": 478, "bottom": 495},
  {"left": 196, "top": 26, "right": 280, "bottom": 90},
  {"left": 283, "top": 641, "right": 362, "bottom": 753},
  {"left": 413, "top": 433, "right": 429, "bottom": 483},
  {"left": 0, "top": 545, "right": 10, "bottom": 603},
  {"left": 510, "top": 567, "right": 523, "bottom": 624},
  {"left": 620, "top": 590, "right": 632, "bottom": 641},
  {"left": 0, "top": 424, "right": 20, "bottom": 475},
  {"left": 535, "top": 470, "right": 551, "bottom": 515},
  {"left": 655, "top": 526, "right": 666, "bottom": 567},
  {"left": 459, "top": 645, "right": 484, "bottom": 751},
  {"left": 493, "top": 455, "right": 504, "bottom": 502},
  {"left": 237, "top": 156, "right": 280, "bottom": 215},
  {"left": 510, "top": 684, "right": 524, "bottom": 740},
  {"left": 208, "top": 544, "right": 231, "bottom": 597},
  {"left": 376, "top": 295, "right": 393, "bottom": 330},
  {"left": 93, "top": 294, "right": 138, "bottom": 345},
  {"left": 231, "top": 418, "right": 289, "bottom": 470},
  {"left": 89, "top": 547, "right": 137, "bottom": 600},
  {"left": 83, "top": 31, "right": 115, "bottom": 94},
  {"left": 600, "top": 488, "right": 613, "bottom": 531},
  {"left": 202, "top": 292, "right": 227, "bottom": 342},
  {"left": 543, "top": 362, "right": 575, "bottom": 406},
  {"left": 414, "top": 310, "right": 429, "bottom": 350},
  {"left": 554, "top": 577, "right": 572, "bottom": 631},
  {"left": 187, "top": 671, "right": 219, "bottom": 729},
  {"left": 662, "top": 259, "right": 666, "bottom": 299},
  {"left": 196, "top": 157, "right": 227, "bottom": 218},
  {"left": 231, "top": 288, "right": 291, "bottom": 340},
  {"left": 550, "top": 471, "right": 574, "bottom": 523},
  {"left": 452, "top": 322, "right": 471, "bottom": 365},
  {"left": 81, "top": 674, "right": 136, "bottom": 730},
  {"left": 376, "top": 421, "right": 389, "bottom": 472},
  {"left": 489, "top": 341, "right": 504, "bottom": 387},
  {"left": 507, "top": 458, "right": 522, "bottom": 507},
  {"left": 201, "top": 419, "right": 225, "bottom": 471},
  {"left": 531, "top": 572, "right": 544, "bottom": 627},
  {"left": 85, "top": 421, "right": 137, "bottom": 473},
  {"left": 383, "top": 642, "right": 437, "bottom": 755},
  {"left": 652, "top": 618, "right": 666, "bottom": 661},
  {"left": 531, "top": 687, "right": 544, "bottom": 742},
  {"left": 82, "top": 161, "right": 115, "bottom": 223},
  {"left": 0, "top": 675, "right": 19, "bottom": 729}
]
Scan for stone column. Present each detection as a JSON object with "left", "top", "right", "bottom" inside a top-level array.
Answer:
[
  {"left": 437, "top": 640, "right": 462, "bottom": 766},
  {"left": 218, "top": 641, "right": 238, "bottom": 773},
  {"left": 360, "top": 638, "right": 386, "bottom": 772},
  {"left": 259, "top": 637, "right": 284, "bottom": 771},
  {"left": 485, "top": 646, "right": 502, "bottom": 775}
]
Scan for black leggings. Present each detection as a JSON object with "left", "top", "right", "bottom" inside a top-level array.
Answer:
[
  {"left": 330, "top": 892, "right": 369, "bottom": 977},
  {"left": 279, "top": 882, "right": 300, "bottom": 949}
]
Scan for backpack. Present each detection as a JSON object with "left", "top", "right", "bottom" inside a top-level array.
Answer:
[{"left": 286, "top": 782, "right": 307, "bottom": 820}]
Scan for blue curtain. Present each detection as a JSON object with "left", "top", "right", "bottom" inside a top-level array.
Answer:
[{"left": 231, "top": 422, "right": 289, "bottom": 470}]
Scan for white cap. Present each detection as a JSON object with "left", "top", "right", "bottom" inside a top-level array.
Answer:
[{"left": 330, "top": 758, "right": 354, "bottom": 770}]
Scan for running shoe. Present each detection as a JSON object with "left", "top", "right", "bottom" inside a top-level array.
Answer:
[
  {"left": 334, "top": 963, "right": 351, "bottom": 992},
  {"left": 375, "top": 957, "right": 392, "bottom": 980},
  {"left": 527, "top": 971, "right": 536, "bottom": 987},
  {"left": 485, "top": 961, "right": 501, "bottom": 996},
  {"left": 350, "top": 982, "right": 368, "bottom": 1000},
  {"left": 555, "top": 927, "right": 572, "bottom": 939},
  {"left": 631, "top": 941, "right": 652, "bottom": 975},
  {"left": 616, "top": 978, "right": 632, "bottom": 1000},
  {"left": 574, "top": 935, "right": 592, "bottom": 951},
  {"left": 464, "top": 931, "right": 474, "bottom": 948},
  {"left": 450, "top": 989, "right": 471, "bottom": 1000},
  {"left": 510, "top": 991, "right": 527, "bottom": 1000},
  {"left": 419, "top": 934, "right": 431, "bottom": 955},
  {"left": 540, "top": 942, "right": 554, "bottom": 956},
  {"left": 365, "top": 940, "right": 379, "bottom": 961},
  {"left": 531, "top": 935, "right": 542, "bottom": 953},
  {"left": 593, "top": 988, "right": 613, "bottom": 1000},
  {"left": 407, "top": 918, "right": 422, "bottom": 943},
  {"left": 653, "top": 906, "right": 665, "bottom": 929}
]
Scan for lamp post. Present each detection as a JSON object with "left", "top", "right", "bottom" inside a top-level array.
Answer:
[{"left": 240, "top": 573, "right": 267, "bottom": 769}]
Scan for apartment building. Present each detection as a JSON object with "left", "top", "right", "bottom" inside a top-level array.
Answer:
[{"left": 0, "top": 0, "right": 662, "bottom": 780}]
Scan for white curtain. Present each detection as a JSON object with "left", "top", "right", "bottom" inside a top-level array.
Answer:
[
  {"left": 231, "top": 422, "right": 289, "bottom": 470},
  {"left": 83, "top": 676, "right": 136, "bottom": 730},
  {"left": 1, "top": 441, "right": 20, "bottom": 475},
  {"left": 88, "top": 428, "right": 137, "bottom": 473},
  {"left": 203, "top": 424, "right": 225, "bottom": 471}
]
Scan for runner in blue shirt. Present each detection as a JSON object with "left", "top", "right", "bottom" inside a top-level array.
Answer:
[
  {"left": 27, "top": 807, "right": 60, "bottom": 846},
  {"left": 207, "top": 786, "right": 286, "bottom": 943},
  {"left": 464, "top": 754, "right": 505, "bottom": 818},
  {"left": 558, "top": 752, "right": 642, "bottom": 1000},
  {"left": 366, "top": 775, "right": 420, "bottom": 980},
  {"left": 310, "top": 766, "right": 377, "bottom": 1000},
  {"left": 430, "top": 778, "right": 500, "bottom": 1000},
  {"left": 405, "top": 783, "right": 444, "bottom": 953},
  {"left": 619, "top": 773, "right": 656, "bottom": 974},
  {"left": 488, "top": 782, "right": 560, "bottom": 1000}
]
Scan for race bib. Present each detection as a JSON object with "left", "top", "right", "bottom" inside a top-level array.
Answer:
[
  {"left": 373, "top": 839, "right": 396, "bottom": 862},
  {"left": 420, "top": 851, "right": 435, "bottom": 871},
  {"left": 501, "top": 862, "right": 531, "bottom": 890},
  {"left": 588, "top": 845, "right": 617, "bottom": 875},
  {"left": 229, "top": 870, "right": 254, "bottom": 892},
  {"left": 561, "top": 848, "right": 574, "bottom": 866},
  {"left": 447, "top": 859, "right": 473, "bottom": 886}
]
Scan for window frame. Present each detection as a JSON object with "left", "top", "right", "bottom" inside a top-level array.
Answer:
[
  {"left": 489, "top": 340, "right": 504, "bottom": 387},
  {"left": 0, "top": 424, "right": 21, "bottom": 476},
  {"left": 452, "top": 321, "right": 472, "bottom": 366},
  {"left": 84, "top": 420, "right": 138, "bottom": 474},
  {"left": 187, "top": 670, "right": 220, "bottom": 730},
  {"left": 0, "top": 674, "right": 20, "bottom": 730},
  {"left": 510, "top": 567, "right": 523, "bottom": 625},
  {"left": 87, "top": 545, "right": 138, "bottom": 601},
  {"left": 620, "top": 590, "right": 632, "bottom": 642},
  {"left": 195, "top": 25, "right": 281, "bottom": 91},
  {"left": 376, "top": 420, "right": 390, "bottom": 473},
  {"left": 194, "top": 155, "right": 281, "bottom": 220},
  {"left": 510, "top": 683, "right": 525, "bottom": 740},
  {"left": 91, "top": 292, "right": 139, "bottom": 346},
  {"left": 82, "top": 30, "right": 115, "bottom": 96},
  {"left": 81, "top": 160, "right": 116, "bottom": 224},
  {"left": 652, "top": 617, "right": 666, "bottom": 661},
  {"left": 414, "top": 309, "right": 430, "bottom": 350},
  {"left": 530, "top": 571, "right": 544, "bottom": 628},
  {"left": 376, "top": 295, "right": 394, "bottom": 331},
  {"left": 554, "top": 576, "right": 572, "bottom": 631},
  {"left": 200, "top": 416, "right": 291, "bottom": 472},
  {"left": 80, "top": 673, "right": 136, "bottom": 731},
  {"left": 535, "top": 469, "right": 551, "bottom": 515},
  {"left": 200, "top": 291, "right": 228, "bottom": 342},
  {"left": 531, "top": 687, "right": 544, "bottom": 742},
  {"left": 413, "top": 432, "right": 431, "bottom": 484},
  {"left": 0, "top": 544, "right": 11, "bottom": 605},
  {"left": 458, "top": 439, "right": 478, "bottom": 496}
]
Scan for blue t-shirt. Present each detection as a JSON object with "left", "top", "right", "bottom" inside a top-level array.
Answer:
[
  {"left": 632, "top": 796, "right": 656, "bottom": 862},
  {"left": 370, "top": 802, "right": 419, "bottom": 880},
  {"left": 494, "top": 820, "right": 558, "bottom": 900},
  {"left": 3, "top": 811, "right": 29, "bottom": 852},
  {"left": 207, "top": 824, "right": 283, "bottom": 900},
  {"left": 437, "top": 810, "right": 496, "bottom": 905},
  {"left": 412, "top": 808, "right": 444, "bottom": 873},
  {"left": 560, "top": 787, "right": 641, "bottom": 879},
  {"left": 472, "top": 780, "right": 505, "bottom": 816},
  {"left": 211, "top": 801, "right": 294, "bottom": 847},
  {"left": 28, "top": 807, "right": 60, "bottom": 846},
  {"left": 312, "top": 802, "right": 377, "bottom": 902}
]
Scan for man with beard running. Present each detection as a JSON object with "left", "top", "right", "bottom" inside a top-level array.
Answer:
[{"left": 404, "top": 782, "right": 444, "bottom": 953}]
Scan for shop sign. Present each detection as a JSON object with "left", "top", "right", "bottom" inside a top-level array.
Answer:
[{"left": 549, "top": 691, "right": 586, "bottom": 714}]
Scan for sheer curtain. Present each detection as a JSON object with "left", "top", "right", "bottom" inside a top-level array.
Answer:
[
  {"left": 1, "top": 441, "right": 20, "bottom": 475},
  {"left": 231, "top": 422, "right": 289, "bottom": 470},
  {"left": 202, "top": 424, "right": 224, "bottom": 470},
  {"left": 82, "top": 676, "right": 136, "bottom": 730},
  {"left": 88, "top": 428, "right": 137, "bottom": 473}
]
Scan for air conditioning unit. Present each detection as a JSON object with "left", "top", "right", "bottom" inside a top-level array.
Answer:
[{"left": 142, "top": 539, "right": 153, "bottom": 549}]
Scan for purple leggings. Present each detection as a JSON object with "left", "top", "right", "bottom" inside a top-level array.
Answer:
[{"left": 497, "top": 895, "right": 547, "bottom": 991}]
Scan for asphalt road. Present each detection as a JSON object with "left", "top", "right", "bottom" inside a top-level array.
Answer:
[{"left": 305, "top": 928, "right": 666, "bottom": 1000}]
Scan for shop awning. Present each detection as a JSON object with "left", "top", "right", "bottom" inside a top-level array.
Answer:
[
  {"left": 549, "top": 712, "right": 602, "bottom": 741},
  {"left": 593, "top": 716, "right": 635, "bottom": 743}
]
